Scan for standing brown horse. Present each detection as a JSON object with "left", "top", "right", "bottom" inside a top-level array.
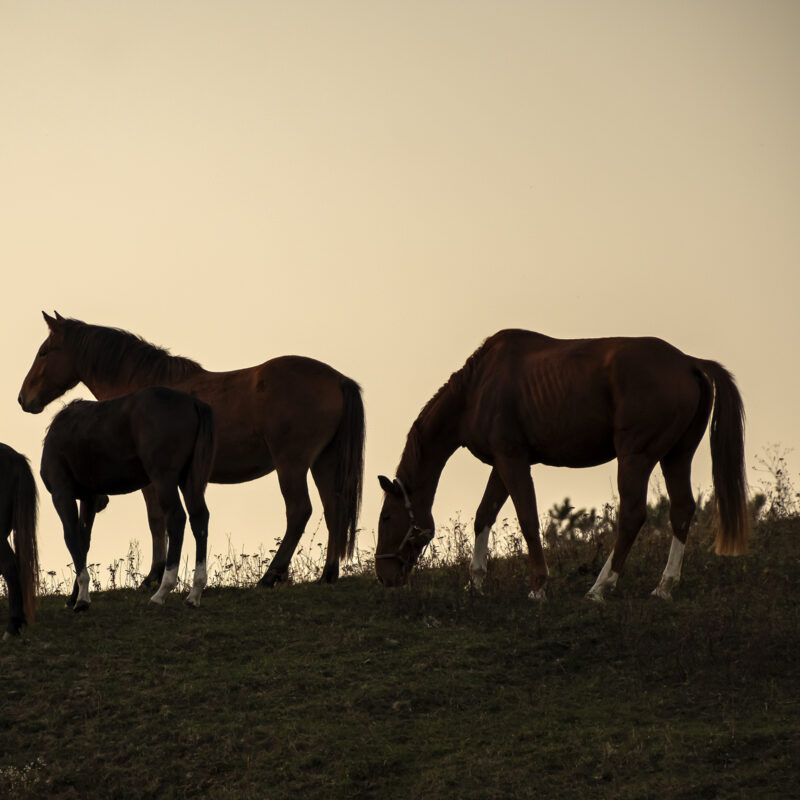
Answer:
[
  {"left": 377, "top": 329, "right": 748, "bottom": 601},
  {"left": 19, "top": 312, "right": 365, "bottom": 587},
  {"left": 0, "top": 444, "right": 39, "bottom": 639}
]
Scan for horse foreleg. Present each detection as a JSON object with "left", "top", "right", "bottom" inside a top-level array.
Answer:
[
  {"left": 493, "top": 456, "right": 547, "bottom": 600},
  {"left": 258, "top": 467, "right": 312, "bottom": 587},
  {"left": 141, "top": 484, "right": 168, "bottom": 590},
  {"left": 65, "top": 495, "right": 105, "bottom": 606},
  {"left": 468, "top": 468, "right": 509, "bottom": 592},
  {"left": 53, "top": 491, "right": 91, "bottom": 612}
]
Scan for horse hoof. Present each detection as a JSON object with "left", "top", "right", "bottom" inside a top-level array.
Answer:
[
  {"left": 73, "top": 600, "right": 90, "bottom": 613},
  {"left": 149, "top": 595, "right": 165, "bottom": 606},
  {"left": 528, "top": 588, "right": 546, "bottom": 602},
  {"left": 184, "top": 596, "right": 200, "bottom": 608},
  {"left": 585, "top": 590, "right": 605, "bottom": 604},
  {"left": 650, "top": 587, "right": 672, "bottom": 601}
]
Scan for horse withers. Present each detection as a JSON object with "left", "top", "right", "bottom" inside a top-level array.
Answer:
[
  {"left": 0, "top": 444, "right": 39, "bottom": 639},
  {"left": 40, "top": 386, "right": 216, "bottom": 610},
  {"left": 376, "top": 329, "right": 749, "bottom": 601}
]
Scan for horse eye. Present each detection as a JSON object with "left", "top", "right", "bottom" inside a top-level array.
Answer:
[
  {"left": 380, "top": 513, "right": 391, "bottom": 523},
  {"left": 37, "top": 345, "right": 49, "bottom": 358}
]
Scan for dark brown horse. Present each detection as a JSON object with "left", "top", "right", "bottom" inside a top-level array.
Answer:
[
  {"left": 41, "top": 387, "right": 215, "bottom": 609},
  {"left": 19, "top": 312, "right": 365, "bottom": 587},
  {"left": 0, "top": 444, "right": 39, "bottom": 639},
  {"left": 377, "top": 329, "right": 748, "bottom": 600}
]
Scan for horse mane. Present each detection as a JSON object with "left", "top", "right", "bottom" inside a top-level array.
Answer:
[
  {"left": 61, "top": 318, "right": 203, "bottom": 386},
  {"left": 397, "top": 336, "right": 495, "bottom": 486}
]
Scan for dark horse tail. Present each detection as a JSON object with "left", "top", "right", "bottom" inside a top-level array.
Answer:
[
  {"left": 184, "top": 400, "right": 216, "bottom": 501},
  {"left": 697, "top": 359, "right": 749, "bottom": 556},
  {"left": 328, "top": 377, "right": 366, "bottom": 561},
  {"left": 12, "top": 455, "right": 40, "bottom": 625}
]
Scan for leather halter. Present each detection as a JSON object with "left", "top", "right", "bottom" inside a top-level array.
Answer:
[{"left": 375, "top": 477, "right": 434, "bottom": 570}]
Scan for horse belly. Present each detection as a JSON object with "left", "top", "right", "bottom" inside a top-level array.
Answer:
[
  {"left": 527, "top": 418, "right": 617, "bottom": 469},
  {"left": 209, "top": 441, "right": 274, "bottom": 484},
  {"left": 73, "top": 456, "right": 150, "bottom": 496},
  {"left": 538, "top": 442, "right": 617, "bottom": 469}
]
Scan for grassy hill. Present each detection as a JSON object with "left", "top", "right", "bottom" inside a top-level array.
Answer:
[{"left": 2, "top": 503, "right": 799, "bottom": 799}]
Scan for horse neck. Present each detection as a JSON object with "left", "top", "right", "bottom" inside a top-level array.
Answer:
[
  {"left": 75, "top": 351, "right": 202, "bottom": 401},
  {"left": 83, "top": 376, "right": 149, "bottom": 401},
  {"left": 396, "top": 379, "right": 466, "bottom": 513}
]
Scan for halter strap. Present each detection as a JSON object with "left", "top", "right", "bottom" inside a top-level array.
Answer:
[{"left": 375, "top": 477, "right": 434, "bottom": 568}]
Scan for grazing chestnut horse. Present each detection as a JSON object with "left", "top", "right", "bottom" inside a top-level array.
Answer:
[
  {"left": 0, "top": 444, "right": 39, "bottom": 639},
  {"left": 41, "top": 387, "right": 215, "bottom": 609},
  {"left": 19, "top": 312, "right": 365, "bottom": 588},
  {"left": 377, "top": 329, "right": 748, "bottom": 601}
]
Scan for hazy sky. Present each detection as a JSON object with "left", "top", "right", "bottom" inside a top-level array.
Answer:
[{"left": 2, "top": 1, "right": 798, "bottom": 579}]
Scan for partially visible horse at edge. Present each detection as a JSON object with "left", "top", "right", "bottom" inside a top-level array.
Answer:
[
  {"left": 376, "top": 329, "right": 748, "bottom": 601},
  {"left": 19, "top": 312, "right": 365, "bottom": 588},
  {"left": 41, "top": 387, "right": 215, "bottom": 609},
  {"left": 0, "top": 443, "right": 39, "bottom": 639}
]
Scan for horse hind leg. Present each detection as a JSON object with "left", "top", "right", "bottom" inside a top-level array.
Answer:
[
  {"left": 651, "top": 454, "right": 696, "bottom": 600},
  {"left": 468, "top": 468, "right": 509, "bottom": 592},
  {"left": 140, "top": 484, "right": 168, "bottom": 590},
  {"left": 258, "top": 465, "right": 312, "bottom": 587},
  {"left": 311, "top": 452, "right": 347, "bottom": 584},
  {"left": 149, "top": 482, "right": 186, "bottom": 606},
  {"left": 181, "top": 488, "right": 210, "bottom": 608},
  {"left": 1, "top": 535, "right": 24, "bottom": 638}
]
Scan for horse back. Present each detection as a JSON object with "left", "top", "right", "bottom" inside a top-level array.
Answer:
[
  {"left": 41, "top": 387, "right": 209, "bottom": 496},
  {"left": 462, "top": 331, "right": 704, "bottom": 467},
  {"left": 176, "top": 355, "right": 349, "bottom": 476}
]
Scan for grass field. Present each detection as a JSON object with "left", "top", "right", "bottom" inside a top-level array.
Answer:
[{"left": 2, "top": 495, "right": 799, "bottom": 799}]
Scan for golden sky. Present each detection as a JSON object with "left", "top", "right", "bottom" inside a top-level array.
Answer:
[{"left": 2, "top": 1, "right": 799, "bottom": 577}]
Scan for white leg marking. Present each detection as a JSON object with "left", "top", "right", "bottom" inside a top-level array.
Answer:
[
  {"left": 468, "top": 527, "right": 491, "bottom": 592},
  {"left": 586, "top": 551, "right": 619, "bottom": 603},
  {"left": 76, "top": 568, "right": 91, "bottom": 608},
  {"left": 652, "top": 537, "right": 685, "bottom": 600},
  {"left": 185, "top": 560, "right": 207, "bottom": 607},
  {"left": 150, "top": 567, "right": 179, "bottom": 605}
]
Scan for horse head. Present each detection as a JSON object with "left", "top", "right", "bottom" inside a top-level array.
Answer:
[
  {"left": 375, "top": 475, "right": 434, "bottom": 586},
  {"left": 18, "top": 311, "right": 79, "bottom": 414}
]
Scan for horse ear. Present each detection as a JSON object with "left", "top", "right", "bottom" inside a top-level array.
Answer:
[
  {"left": 378, "top": 475, "right": 401, "bottom": 497},
  {"left": 42, "top": 311, "right": 58, "bottom": 329},
  {"left": 54, "top": 311, "right": 65, "bottom": 321}
]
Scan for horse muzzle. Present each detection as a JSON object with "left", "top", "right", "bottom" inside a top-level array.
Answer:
[{"left": 18, "top": 391, "right": 43, "bottom": 414}]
